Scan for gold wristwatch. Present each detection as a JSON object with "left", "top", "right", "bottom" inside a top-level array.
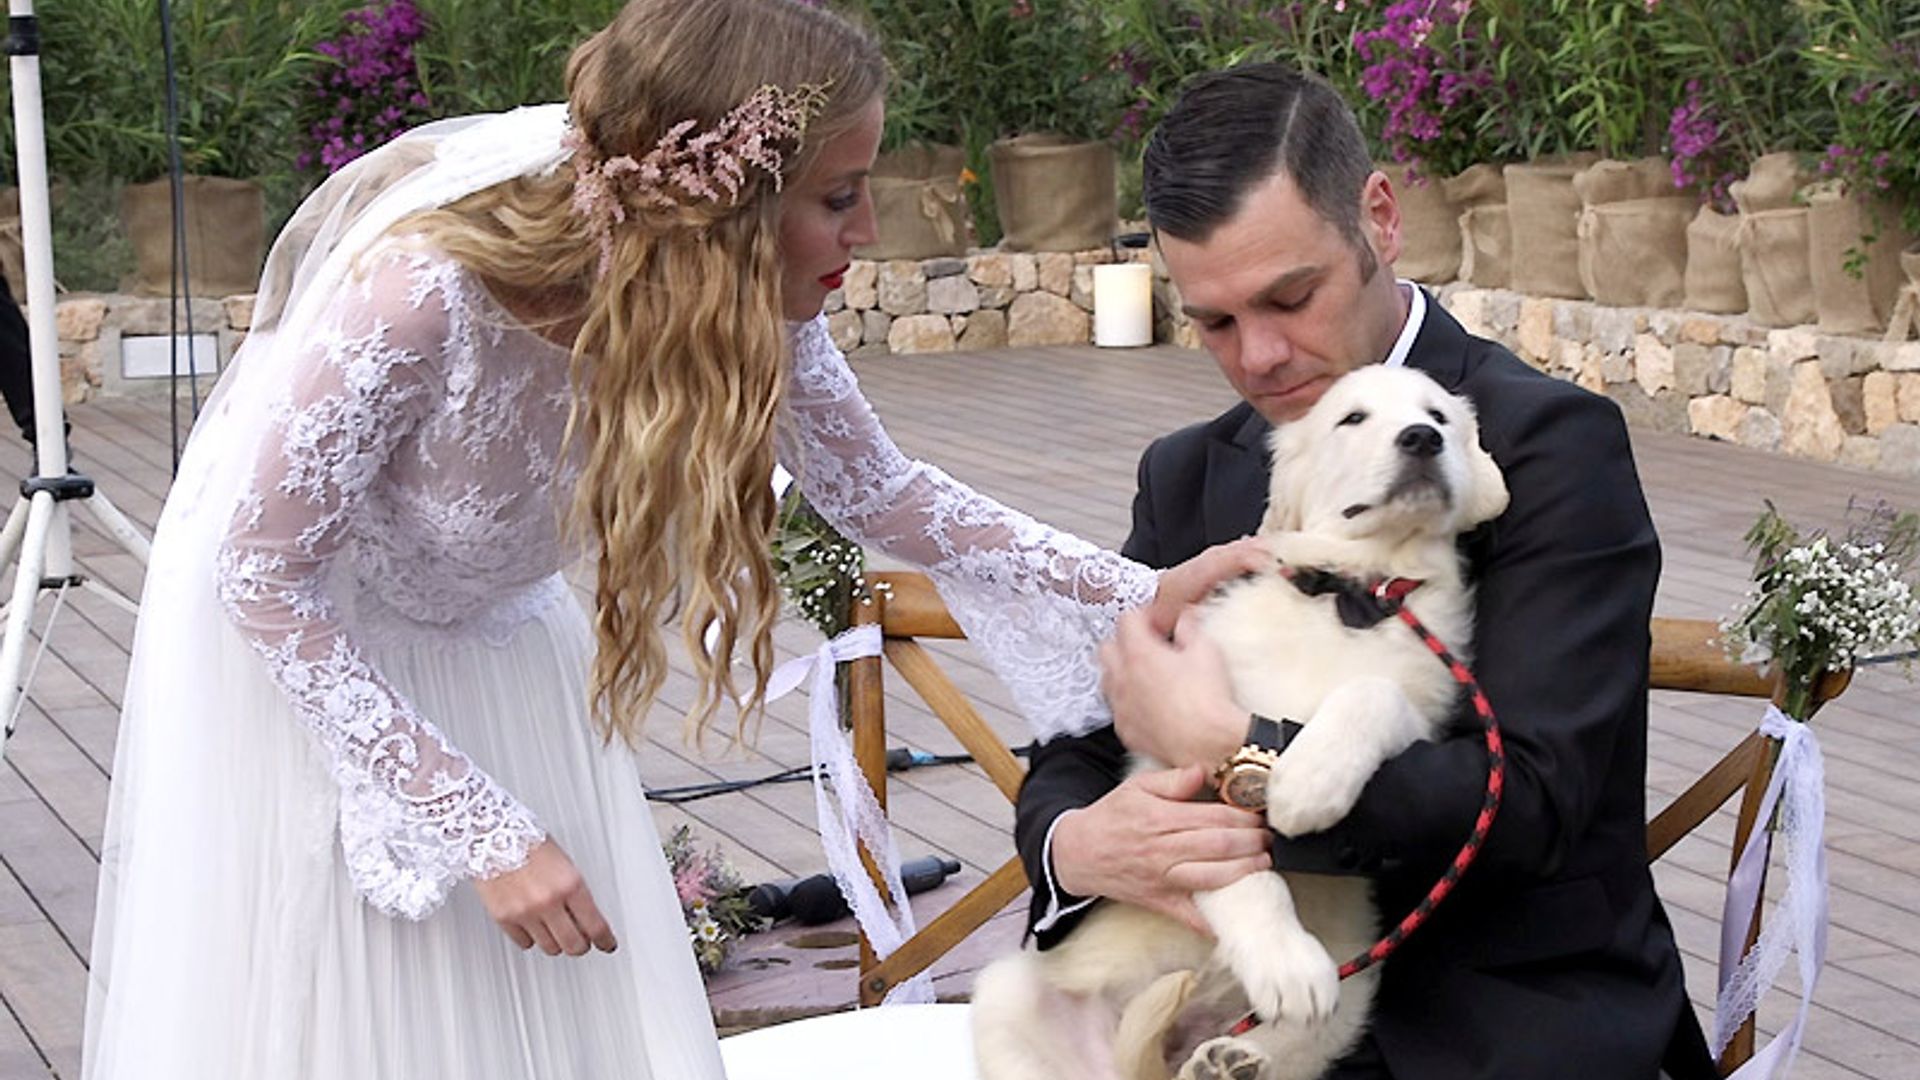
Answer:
[{"left": 1213, "top": 715, "right": 1289, "bottom": 812}]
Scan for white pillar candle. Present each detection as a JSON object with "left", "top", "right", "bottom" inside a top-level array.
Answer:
[{"left": 1092, "top": 262, "right": 1153, "bottom": 347}]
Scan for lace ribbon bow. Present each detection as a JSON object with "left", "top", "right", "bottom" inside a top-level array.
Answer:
[
  {"left": 1713, "top": 704, "right": 1829, "bottom": 1078},
  {"left": 767, "top": 624, "right": 936, "bottom": 1005}
]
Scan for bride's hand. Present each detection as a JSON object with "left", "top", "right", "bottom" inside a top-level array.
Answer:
[
  {"left": 474, "top": 839, "right": 618, "bottom": 956},
  {"left": 1143, "top": 537, "right": 1271, "bottom": 636}
]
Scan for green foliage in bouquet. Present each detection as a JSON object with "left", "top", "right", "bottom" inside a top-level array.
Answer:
[
  {"left": 770, "top": 486, "right": 867, "bottom": 639},
  {"left": 1723, "top": 500, "right": 1920, "bottom": 720}
]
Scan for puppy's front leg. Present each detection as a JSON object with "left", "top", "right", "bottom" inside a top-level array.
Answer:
[
  {"left": 1195, "top": 874, "right": 1338, "bottom": 1025},
  {"left": 1266, "top": 677, "right": 1424, "bottom": 838}
]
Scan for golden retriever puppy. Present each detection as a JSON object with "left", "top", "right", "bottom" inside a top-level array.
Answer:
[{"left": 973, "top": 365, "right": 1509, "bottom": 1080}]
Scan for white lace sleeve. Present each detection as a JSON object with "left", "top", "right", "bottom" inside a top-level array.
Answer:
[
  {"left": 215, "top": 254, "right": 545, "bottom": 919},
  {"left": 777, "top": 316, "right": 1157, "bottom": 741}
]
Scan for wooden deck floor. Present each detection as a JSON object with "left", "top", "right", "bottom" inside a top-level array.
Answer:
[{"left": 2, "top": 340, "right": 1918, "bottom": 1079}]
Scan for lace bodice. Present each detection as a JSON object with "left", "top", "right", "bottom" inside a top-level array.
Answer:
[{"left": 215, "top": 250, "right": 1154, "bottom": 920}]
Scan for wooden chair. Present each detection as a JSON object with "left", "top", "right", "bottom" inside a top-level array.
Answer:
[{"left": 846, "top": 570, "right": 1849, "bottom": 1075}]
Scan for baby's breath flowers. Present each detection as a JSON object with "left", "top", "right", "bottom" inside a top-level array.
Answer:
[
  {"left": 770, "top": 488, "right": 868, "bottom": 637},
  {"left": 1722, "top": 500, "right": 1920, "bottom": 720}
]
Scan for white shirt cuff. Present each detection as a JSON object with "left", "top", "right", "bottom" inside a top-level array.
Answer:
[{"left": 1033, "top": 809, "right": 1097, "bottom": 933}]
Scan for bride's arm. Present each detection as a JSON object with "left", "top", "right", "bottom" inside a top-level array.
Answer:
[
  {"left": 215, "top": 253, "right": 545, "bottom": 920},
  {"left": 776, "top": 317, "right": 1258, "bottom": 740}
]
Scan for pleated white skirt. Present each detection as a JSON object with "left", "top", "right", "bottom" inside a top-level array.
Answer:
[{"left": 84, "top": 582, "right": 724, "bottom": 1079}]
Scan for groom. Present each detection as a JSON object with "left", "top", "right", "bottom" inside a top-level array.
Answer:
[{"left": 1013, "top": 64, "right": 1716, "bottom": 1079}]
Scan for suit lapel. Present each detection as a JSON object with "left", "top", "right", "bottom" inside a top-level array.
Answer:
[
  {"left": 1202, "top": 407, "right": 1270, "bottom": 545},
  {"left": 1403, "top": 288, "right": 1473, "bottom": 391}
]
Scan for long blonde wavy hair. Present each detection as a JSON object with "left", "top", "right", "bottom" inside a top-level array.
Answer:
[{"left": 405, "top": 0, "right": 886, "bottom": 745}]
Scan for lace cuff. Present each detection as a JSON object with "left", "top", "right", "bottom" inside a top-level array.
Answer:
[{"left": 780, "top": 316, "right": 1159, "bottom": 740}]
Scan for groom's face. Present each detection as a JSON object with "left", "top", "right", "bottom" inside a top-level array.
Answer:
[{"left": 1159, "top": 168, "right": 1406, "bottom": 425}]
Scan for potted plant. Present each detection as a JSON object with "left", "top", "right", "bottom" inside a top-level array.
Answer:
[
  {"left": 843, "top": 0, "right": 975, "bottom": 260},
  {"left": 1354, "top": 1, "right": 1524, "bottom": 288},
  {"left": 1797, "top": 0, "right": 1920, "bottom": 335},
  {"left": 971, "top": 0, "right": 1128, "bottom": 253},
  {"left": 45, "top": 0, "right": 350, "bottom": 298},
  {"left": 1650, "top": 0, "right": 1817, "bottom": 316}
]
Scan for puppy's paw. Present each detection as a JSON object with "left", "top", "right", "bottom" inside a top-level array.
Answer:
[
  {"left": 1228, "top": 926, "right": 1340, "bottom": 1027},
  {"left": 1177, "top": 1036, "right": 1268, "bottom": 1080},
  {"left": 1265, "top": 746, "right": 1368, "bottom": 837}
]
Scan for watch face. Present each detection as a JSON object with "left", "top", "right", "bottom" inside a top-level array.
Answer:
[{"left": 1224, "top": 766, "right": 1268, "bottom": 812}]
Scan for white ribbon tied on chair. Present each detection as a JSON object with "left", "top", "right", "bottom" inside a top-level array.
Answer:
[
  {"left": 1711, "top": 704, "right": 1829, "bottom": 1077},
  {"left": 767, "top": 625, "right": 936, "bottom": 1005}
]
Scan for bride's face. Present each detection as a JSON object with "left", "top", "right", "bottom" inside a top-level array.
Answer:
[{"left": 776, "top": 98, "right": 883, "bottom": 322}]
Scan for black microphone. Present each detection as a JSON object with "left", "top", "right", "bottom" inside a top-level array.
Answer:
[{"left": 745, "top": 855, "right": 964, "bottom": 925}]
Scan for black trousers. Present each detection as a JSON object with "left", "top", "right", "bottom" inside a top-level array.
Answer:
[{"left": 0, "top": 276, "right": 38, "bottom": 442}]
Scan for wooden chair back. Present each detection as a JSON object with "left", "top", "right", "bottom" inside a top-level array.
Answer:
[{"left": 845, "top": 571, "right": 1848, "bottom": 1075}]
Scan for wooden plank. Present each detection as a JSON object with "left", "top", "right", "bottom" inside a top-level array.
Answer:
[
  {"left": 0, "top": 771, "right": 100, "bottom": 964},
  {"left": 0, "top": 866, "right": 84, "bottom": 1080}
]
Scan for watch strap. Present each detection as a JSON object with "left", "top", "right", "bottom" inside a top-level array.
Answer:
[{"left": 1248, "top": 713, "right": 1301, "bottom": 754}]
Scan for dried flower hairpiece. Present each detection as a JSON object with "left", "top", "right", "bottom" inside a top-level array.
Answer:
[{"left": 566, "top": 82, "right": 832, "bottom": 275}]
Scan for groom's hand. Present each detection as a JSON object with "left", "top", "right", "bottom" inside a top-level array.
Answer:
[
  {"left": 1050, "top": 765, "right": 1271, "bottom": 936},
  {"left": 475, "top": 839, "right": 619, "bottom": 956},
  {"left": 1102, "top": 607, "right": 1246, "bottom": 769}
]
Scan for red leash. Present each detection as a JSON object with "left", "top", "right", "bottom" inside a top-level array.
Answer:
[{"left": 1228, "top": 574, "right": 1506, "bottom": 1034}]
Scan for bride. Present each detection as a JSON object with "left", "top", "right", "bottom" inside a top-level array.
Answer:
[{"left": 81, "top": 1, "right": 1257, "bottom": 1077}]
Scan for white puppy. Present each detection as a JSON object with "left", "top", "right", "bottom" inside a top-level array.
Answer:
[{"left": 972, "top": 365, "right": 1509, "bottom": 1080}]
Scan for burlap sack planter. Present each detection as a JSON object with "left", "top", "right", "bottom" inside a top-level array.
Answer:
[
  {"left": 1572, "top": 157, "right": 1677, "bottom": 206},
  {"left": 1380, "top": 163, "right": 1459, "bottom": 283},
  {"left": 1731, "top": 151, "right": 1808, "bottom": 214},
  {"left": 1737, "top": 206, "right": 1815, "bottom": 328},
  {"left": 1685, "top": 207, "right": 1747, "bottom": 314},
  {"left": 1577, "top": 198, "right": 1695, "bottom": 308},
  {"left": 120, "top": 175, "right": 265, "bottom": 298},
  {"left": 1805, "top": 187, "right": 1912, "bottom": 335},
  {"left": 1444, "top": 165, "right": 1508, "bottom": 289},
  {"left": 856, "top": 144, "right": 971, "bottom": 261},
  {"left": 1505, "top": 160, "right": 1593, "bottom": 299},
  {"left": 988, "top": 134, "right": 1117, "bottom": 253},
  {"left": 1886, "top": 245, "right": 1920, "bottom": 342}
]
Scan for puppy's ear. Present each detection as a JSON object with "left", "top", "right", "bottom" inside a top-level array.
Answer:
[
  {"left": 1261, "top": 424, "right": 1307, "bottom": 533},
  {"left": 1460, "top": 431, "right": 1509, "bottom": 527}
]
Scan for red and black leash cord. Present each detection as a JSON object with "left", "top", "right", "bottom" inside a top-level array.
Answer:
[{"left": 1228, "top": 573, "right": 1506, "bottom": 1035}]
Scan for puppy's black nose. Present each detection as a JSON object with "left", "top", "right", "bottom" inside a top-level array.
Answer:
[{"left": 1396, "top": 423, "right": 1443, "bottom": 458}]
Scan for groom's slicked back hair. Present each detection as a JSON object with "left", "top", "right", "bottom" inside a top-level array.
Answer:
[{"left": 1143, "top": 63, "right": 1374, "bottom": 257}]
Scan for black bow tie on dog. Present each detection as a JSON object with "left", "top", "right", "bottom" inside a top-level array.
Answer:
[{"left": 1280, "top": 566, "right": 1424, "bottom": 629}]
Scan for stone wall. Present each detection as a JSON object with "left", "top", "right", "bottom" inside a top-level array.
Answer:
[
  {"left": 36, "top": 256, "right": 1920, "bottom": 478},
  {"left": 1437, "top": 286, "right": 1920, "bottom": 477},
  {"left": 38, "top": 293, "right": 252, "bottom": 403},
  {"left": 821, "top": 246, "right": 1920, "bottom": 478},
  {"left": 820, "top": 245, "right": 1191, "bottom": 357}
]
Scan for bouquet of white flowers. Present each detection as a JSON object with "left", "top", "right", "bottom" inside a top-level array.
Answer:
[
  {"left": 1707, "top": 499, "right": 1917, "bottom": 1072},
  {"left": 1722, "top": 500, "right": 1920, "bottom": 719}
]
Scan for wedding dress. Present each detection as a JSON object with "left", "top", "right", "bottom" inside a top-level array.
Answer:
[{"left": 83, "top": 106, "right": 1153, "bottom": 1079}]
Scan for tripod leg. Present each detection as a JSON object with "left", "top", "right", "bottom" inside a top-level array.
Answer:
[
  {"left": 0, "top": 490, "right": 53, "bottom": 763},
  {"left": 0, "top": 494, "right": 28, "bottom": 579},
  {"left": 79, "top": 487, "right": 152, "bottom": 564},
  {"left": 78, "top": 574, "right": 139, "bottom": 618}
]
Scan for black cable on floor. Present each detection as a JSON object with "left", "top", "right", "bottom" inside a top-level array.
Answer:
[{"left": 644, "top": 743, "right": 1034, "bottom": 804}]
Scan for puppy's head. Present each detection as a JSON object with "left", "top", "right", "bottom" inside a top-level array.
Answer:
[{"left": 1261, "top": 365, "right": 1508, "bottom": 541}]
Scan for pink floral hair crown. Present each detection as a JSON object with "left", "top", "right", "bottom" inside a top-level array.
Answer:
[{"left": 564, "top": 82, "right": 833, "bottom": 275}]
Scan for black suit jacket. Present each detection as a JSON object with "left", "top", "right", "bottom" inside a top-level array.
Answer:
[{"left": 1013, "top": 298, "right": 1715, "bottom": 1080}]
